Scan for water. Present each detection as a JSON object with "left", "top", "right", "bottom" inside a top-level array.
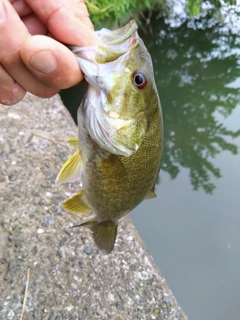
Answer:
[
  {"left": 131, "top": 17, "right": 240, "bottom": 320},
  {"left": 60, "top": 14, "right": 240, "bottom": 320}
]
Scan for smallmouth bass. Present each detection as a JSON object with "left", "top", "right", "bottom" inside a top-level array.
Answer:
[{"left": 56, "top": 20, "right": 163, "bottom": 254}]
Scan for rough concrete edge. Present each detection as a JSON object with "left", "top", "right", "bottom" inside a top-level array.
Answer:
[{"left": 0, "top": 93, "right": 187, "bottom": 320}]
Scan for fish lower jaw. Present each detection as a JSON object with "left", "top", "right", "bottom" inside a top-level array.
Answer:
[
  {"left": 108, "top": 110, "right": 120, "bottom": 119},
  {"left": 107, "top": 114, "right": 135, "bottom": 131}
]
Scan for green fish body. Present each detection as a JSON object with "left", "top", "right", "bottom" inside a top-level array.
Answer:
[{"left": 56, "top": 20, "right": 163, "bottom": 253}]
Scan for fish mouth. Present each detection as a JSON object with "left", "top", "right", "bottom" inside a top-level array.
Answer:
[
  {"left": 95, "top": 20, "right": 139, "bottom": 63},
  {"left": 71, "top": 20, "right": 139, "bottom": 64},
  {"left": 100, "top": 20, "right": 138, "bottom": 45}
]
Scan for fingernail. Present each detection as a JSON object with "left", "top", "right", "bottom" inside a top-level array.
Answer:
[
  {"left": 30, "top": 51, "right": 58, "bottom": 74},
  {"left": 0, "top": 84, "right": 26, "bottom": 106}
]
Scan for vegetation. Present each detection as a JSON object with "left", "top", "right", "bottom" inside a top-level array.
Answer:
[
  {"left": 85, "top": 0, "right": 161, "bottom": 28},
  {"left": 186, "top": 0, "right": 236, "bottom": 16},
  {"left": 142, "top": 18, "right": 240, "bottom": 193},
  {"left": 85, "top": 0, "right": 237, "bottom": 28}
]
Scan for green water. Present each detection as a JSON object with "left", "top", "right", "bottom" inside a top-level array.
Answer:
[{"left": 60, "top": 16, "right": 240, "bottom": 320}]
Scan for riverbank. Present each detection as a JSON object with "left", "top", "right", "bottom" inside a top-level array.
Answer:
[{"left": 0, "top": 93, "right": 187, "bottom": 319}]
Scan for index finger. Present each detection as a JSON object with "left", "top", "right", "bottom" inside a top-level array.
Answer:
[{"left": 26, "top": 0, "right": 99, "bottom": 46}]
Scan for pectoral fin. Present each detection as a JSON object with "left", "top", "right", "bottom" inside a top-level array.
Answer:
[
  {"left": 72, "top": 219, "right": 118, "bottom": 254},
  {"left": 67, "top": 137, "right": 79, "bottom": 148},
  {"left": 63, "top": 190, "right": 92, "bottom": 215},
  {"left": 56, "top": 150, "right": 82, "bottom": 184}
]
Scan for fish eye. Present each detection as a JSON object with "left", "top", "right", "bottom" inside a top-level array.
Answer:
[{"left": 132, "top": 70, "right": 147, "bottom": 89}]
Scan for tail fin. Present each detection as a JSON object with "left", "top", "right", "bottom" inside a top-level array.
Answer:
[{"left": 72, "top": 220, "right": 118, "bottom": 254}]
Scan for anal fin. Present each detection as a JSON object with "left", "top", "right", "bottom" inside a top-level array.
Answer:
[{"left": 63, "top": 190, "right": 92, "bottom": 215}]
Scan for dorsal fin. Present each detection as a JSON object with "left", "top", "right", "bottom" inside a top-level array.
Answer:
[{"left": 145, "top": 188, "right": 157, "bottom": 199}]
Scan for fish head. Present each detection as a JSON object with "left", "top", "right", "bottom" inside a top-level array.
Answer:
[{"left": 72, "top": 20, "right": 159, "bottom": 156}]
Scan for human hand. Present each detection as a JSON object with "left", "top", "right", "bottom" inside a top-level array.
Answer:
[{"left": 0, "top": 0, "right": 99, "bottom": 105}]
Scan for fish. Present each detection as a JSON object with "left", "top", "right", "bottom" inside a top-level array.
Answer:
[{"left": 56, "top": 20, "right": 163, "bottom": 254}]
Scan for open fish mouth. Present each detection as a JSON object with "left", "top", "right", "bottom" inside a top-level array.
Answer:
[
  {"left": 71, "top": 20, "right": 139, "bottom": 64},
  {"left": 94, "top": 20, "right": 139, "bottom": 63},
  {"left": 96, "top": 20, "right": 138, "bottom": 45}
]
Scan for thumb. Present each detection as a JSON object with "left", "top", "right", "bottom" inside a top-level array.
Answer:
[{"left": 20, "top": 35, "right": 83, "bottom": 89}]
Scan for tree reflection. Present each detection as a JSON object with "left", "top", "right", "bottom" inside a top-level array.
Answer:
[
  {"left": 60, "top": 17, "right": 240, "bottom": 194},
  {"left": 140, "top": 18, "right": 240, "bottom": 193}
]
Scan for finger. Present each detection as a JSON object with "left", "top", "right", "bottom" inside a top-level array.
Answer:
[
  {"left": 26, "top": 0, "right": 100, "bottom": 45},
  {"left": 2, "top": 50, "right": 59, "bottom": 98},
  {"left": 21, "top": 35, "right": 83, "bottom": 89},
  {"left": 0, "top": 0, "right": 30, "bottom": 59},
  {"left": 0, "top": 64, "right": 26, "bottom": 105},
  {"left": 10, "top": 0, "right": 32, "bottom": 16},
  {"left": 22, "top": 13, "right": 47, "bottom": 35},
  {"left": 9, "top": 1, "right": 47, "bottom": 35},
  {"left": 0, "top": 0, "right": 59, "bottom": 99}
]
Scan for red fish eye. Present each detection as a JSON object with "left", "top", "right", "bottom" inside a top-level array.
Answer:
[{"left": 132, "top": 71, "right": 147, "bottom": 89}]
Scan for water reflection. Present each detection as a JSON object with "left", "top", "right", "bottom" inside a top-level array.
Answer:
[
  {"left": 60, "top": 17, "right": 240, "bottom": 194},
  {"left": 139, "top": 18, "right": 240, "bottom": 193}
]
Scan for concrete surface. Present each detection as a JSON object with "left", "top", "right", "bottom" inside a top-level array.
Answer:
[{"left": 0, "top": 93, "right": 187, "bottom": 320}]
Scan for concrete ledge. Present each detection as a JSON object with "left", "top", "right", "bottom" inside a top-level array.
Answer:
[{"left": 0, "top": 93, "right": 187, "bottom": 320}]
